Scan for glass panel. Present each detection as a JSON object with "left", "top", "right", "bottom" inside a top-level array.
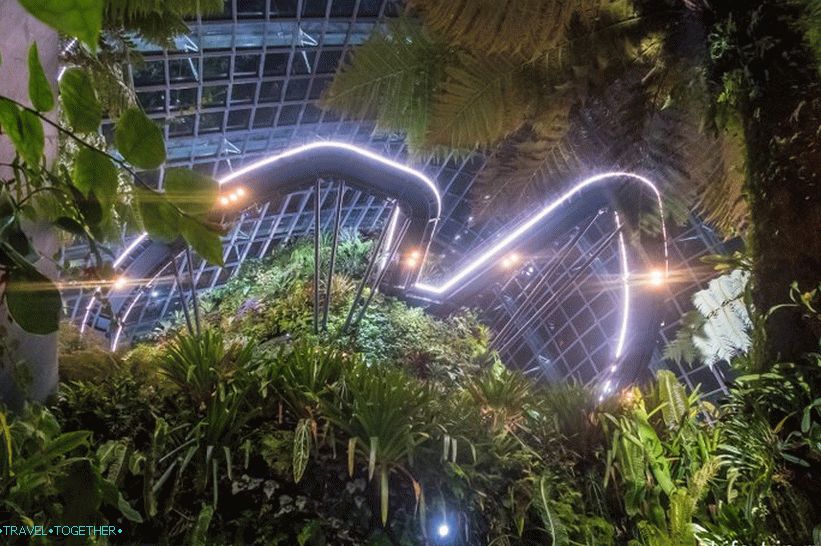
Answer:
[
  {"left": 202, "top": 56, "right": 231, "bottom": 80},
  {"left": 234, "top": 54, "right": 261, "bottom": 76},
  {"left": 231, "top": 82, "right": 257, "bottom": 104},
  {"left": 259, "top": 80, "right": 283, "bottom": 102},
  {"left": 285, "top": 78, "right": 309, "bottom": 100},
  {"left": 263, "top": 52, "right": 290, "bottom": 76},
  {"left": 302, "top": 0, "right": 327, "bottom": 17},
  {"left": 270, "top": 0, "right": 298, "bottom": 17},
  {"left": 137, "top": 90, "right": 166, "bottom": 113},
  {"left": 170, "top": 87, "right": 197, "bottom": 110},
  {"left": 199, "top": 112, "right": 224, "bottom": 133},
  {"left": 168, "top": 59, "right": 198, "bottom": 83},
  {"left": 331, "top": 0, "right": 356, "bottom": 17},
  {"left": 253, "top": 107, "right": 276, "bottom": 128},
  {"left": 133, "top": 61, "right": 165, "bottom": 86},
  {"left": 237, "top": 0, "right": 266, "bottom": 17},
  {"left": 316, "top": 50, "right": 342, "bottom": 73},
  {"left": 278, "top": 104, "right": 301, "bottom": 125},
  {"left": 169, "top": 115, "right": 195, "bottom": 137},
  {"left": 227, "top": 109, "right": 251, "bottom": 130},
  {"left": 202, "top": 85, "right": 228, "bottom": 107},
  {"left": 358, "top": 0, "right": 382, "bottom": 17}
]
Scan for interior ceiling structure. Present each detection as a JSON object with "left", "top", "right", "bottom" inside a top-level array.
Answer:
[{"left": 62, "top": 0, "right": 732, "bottom": 395}]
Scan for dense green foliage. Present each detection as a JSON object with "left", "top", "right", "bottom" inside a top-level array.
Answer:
[
  {"left": 1, "top": 1, "right": 225, "bottom": 336},
  {"left": 1, "top": 242, "right": 816, "bottom": 544}
]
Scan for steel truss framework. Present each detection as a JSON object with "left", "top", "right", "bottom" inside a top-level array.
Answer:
[{"left": 62, "top": 0, "right": 731, "bottom": 393}]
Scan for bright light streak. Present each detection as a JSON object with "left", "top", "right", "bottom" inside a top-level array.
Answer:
[
  {"left": 414, "top": 171, "right": 667, "bottom": 295},
  {"left": 649, "top": 268, "right": 665, "bottom": 287},
  {"left": 113, "top": 277, "right": 127, "bottom": 289},
  {"left": 614, "top": 211, "right": 630, "bottom": 360},
  {"left": 219, "top": 141, "right": 442, "bottom": 219},
  {"left": 87, "top": 142, "right": 444, "bottom": 347}
]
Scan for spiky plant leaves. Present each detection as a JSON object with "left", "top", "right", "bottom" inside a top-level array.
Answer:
[
  {"left": 692, "top": 270, "right": 752, "bottom": 366},
  {"left": 292, "top": 418, "right": 311, "bottom": 483},
  {"left": 409, "top": 0, "right": 585, "bottom": 61},
  {"left": 537, "top": 475, "right": 569, "bottom": 546},
  {"left": 321, "top": 19, "right": 451, "bottom": 150},
  {"left": 104, "top": 0, "right": 224, "bottom": 47},
  {"left": 426, "top": 53, "right": 536, "bottom": 151},
  {"left": 657, "top": 370, "right": 688, "bottom": 429},
  {"left": 663, "top": 311, "right": 704, "bottom": 365}
]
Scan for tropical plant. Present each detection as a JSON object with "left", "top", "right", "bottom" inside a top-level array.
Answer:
[
  {"left": 0, "top": 404, "right": 141, "bottom": 528},
  {"left": 1, "top": 1, "right": 224, "bottom": 339}
]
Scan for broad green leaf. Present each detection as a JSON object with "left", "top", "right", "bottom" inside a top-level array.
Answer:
[
  {"left": 190, "top": 504, "right": 214, "bottom": 546},
  {"left": 368, "top": 437, "right": 378, "bottom": 481},
  {"left": 4, "top": 265, "right": 61, "bottom": 335},
  {"left": 347, "top": 437, "right": 356, "bottom": 477},
  {"left": 380, "top": 467, "right": 389, "bottom": 525},
  {"left": 163, "top": 168, "right": 218, "bottom": 215},
  {"left": 0, "top": 99, "right": 44, "bottom": 165},
  {"left": 135, "top": 188, "right": 179, "bottom": 242},
  {"left": 179, "top": 215, "right": 224, "bottom": 267},
  {"left": 14, "top": 431, "right": 89, "bottom": 474},
  {"left": 59, "top": 68, "right": 101, "bottom": 133},
  {"left": 28, "top": 43, "right": 54, "bottom": 112},
  {"left": 115, "top": 108, "right": 165, "bottom": 169},
  {"left": 72, "top": 147, "right": 118, "bottom": 207},
  {"left": 293, "top": 419, "right": 311, "bottom": 483},
  {"left": 18, "top": 0, "right": 104, "bottom": 50}
]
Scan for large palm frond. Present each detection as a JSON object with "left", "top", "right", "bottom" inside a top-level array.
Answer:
[
  {"left": 426, "top": 53, "right": 537, "bottom": 150},
  {"left": 408, "top": 0, "right": 606, "bottom": 61},
  {"left": 104, "top": 0, "right": 224, "bottom": 46},
  {"left": 321, "top": 18, "right": 450, "bottom": 149}
]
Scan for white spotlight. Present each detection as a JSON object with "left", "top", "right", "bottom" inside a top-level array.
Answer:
[{"left": 437, "top": 523, "right": 450, "bottom": 538}]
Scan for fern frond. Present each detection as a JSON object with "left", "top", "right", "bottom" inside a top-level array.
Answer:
[
  {"left": 663, "top": 311, "right": 704, "bottom": 365},
  {"left": 691, "top": 270, "right": 752, "bottom": 366},
  {"left": 426, "top": 53, "right": 536, "bottom": 151},
  {"left": 104, "top": 0, "right": 224, "bottom": 46},
  {"left": 409, "top": 0, "right": 586, "bottom": 61},
  {"left": 321, "top": 19, "right": 450, "bottom": 150}
]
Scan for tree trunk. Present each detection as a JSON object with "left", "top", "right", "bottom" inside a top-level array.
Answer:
[{"left": 713, "top": 1, "right": 821, "bottom": 367}]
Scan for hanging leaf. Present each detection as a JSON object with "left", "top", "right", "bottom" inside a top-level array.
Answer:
[
  {"left": 72, "top": 147, "right": 118, "bottom": 208},
  {"left": 18, "top": 0, "right": 104, "bottom": 50},
  {"left": 368, "top": 437, "right": 378, "bottom": 481},
  {"left": 189, "top": 504, "right": 214, "bottom": 546},
  {"left": 0, "top": 99, "right": 44, "bottom": 166},
  {"left": 380, "top": 467, "right": 389, "bottom": 525},
  {"left": 59, "top": 68, "right": 102, "bottom": 133},
  {"left": 115, "top": 107, "right": 166, "bottom": 169},
  {"left": 347, "top": 437, "right": 356, "bottom": 477},
  {"left": 293, "top": 418, "right": 311, "bottom": 483},
  {"left": 163, "top": 168, "right": 219, "bottom": 215},
  {"left": 27, "top": 43, "right": 54, "bottom": 112},
  {"left": 4, "top": 265, "right": 61, "bottom": 335},
  {"left": 179, "top": 215, "right": 224, "bottom": 267},
  {"left": 135, "top": 188, "right": 179, "bottom": 242}
]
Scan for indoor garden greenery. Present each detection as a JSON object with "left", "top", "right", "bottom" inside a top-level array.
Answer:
[
  {"left": 0, "top": 238, "right": 818, "bottom": 545},
  {"left": 0, "top": 0, "right": 819, "bottom": 545}
]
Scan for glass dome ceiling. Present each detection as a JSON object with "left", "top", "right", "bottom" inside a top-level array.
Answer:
[{"left": 62, "top": 0, "right": 732, "bottom": 396}]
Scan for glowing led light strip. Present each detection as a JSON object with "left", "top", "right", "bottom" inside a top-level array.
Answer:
[
  {"left": 613, "top": 211, "right": 630, "bottom": 361},
  {"left": 100, "top": 143, "right": 442, "bottom": 347},
  {"left": 414, "top": 171, "right": 667, "bottom": 295}
]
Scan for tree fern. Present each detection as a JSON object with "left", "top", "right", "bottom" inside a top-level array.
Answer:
[
  {"left": 427, "top": 53, "right": 536, "bottom": 150},
  {"left": 409, "top": 0, "right": 596, "bottom": 61},
  {"left": 692, "top": 270, "right": 752, "bottom": 366},
  {"left": 321, "top": 19, "right": 451, "bottom": 150}
]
